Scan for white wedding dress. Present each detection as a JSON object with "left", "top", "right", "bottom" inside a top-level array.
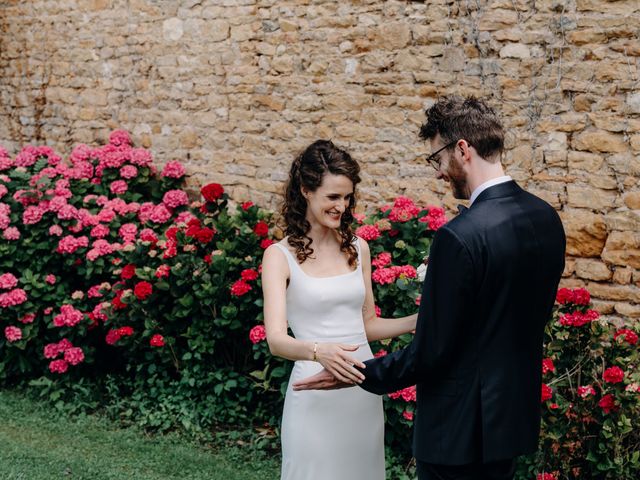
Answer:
[{"left": 273, "top": 241, "right": 385, "bottom": 480}]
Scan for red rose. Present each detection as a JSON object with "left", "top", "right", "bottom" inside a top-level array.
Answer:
[
  {"left": 118, "top": 326, "right": 134, "bottom": 336},
  {"left": 598, "top": 394, "right": 618, "bottom": 414},
  {"left": 556, "top": 288, "right": 574, "bottom": 305},
  {"left": 603, "top": 366, "right": 624, "bottom": 384},
  {"left": 203, "top": 254, "right": 212, "bottom": 264},
  {"left": 187, "top": 218, "right": 201, "bottom": 228},
  {"left": 165, "top": 226, "right": 179, "bottom": 241},
  {"left": 241, "top": 201, "right": 254, "bottom": 211},
  {"left": 185, "top": 224, "right": 200, "bottom": 237},
  {"left": 249, "top": 325, "right": 266, "bottom": 344},
  {"left": 105, "top": 329, "right": 121, "bottom": 345},
  {"left": 614, "top": 328, "right": 638, "bottom": 345},
  {"left": 572, "top": 287, "right": 590, "bottom": 305},
  {"left": 241, "top": 269, "right": 259, "bottom": 281},
  {"left": 134, "top": 281, "right": 153, "bottom": 300},
  {"left": 194, "top": 227, "right": 215, "bottom": 244},
  {"left": 253, "top": 221, "right": 269, "bottom": 237},
  {"left": 260, "top": 238, "right": 274, "bottom": 249},
  {"left": 111, "top": 290, "right": 127, "bottom": 310},
  {"left": 121, "top": 264, "right": 137, "bottom": 280},
  {"left": 230, "top": 280, "right": 252, "bottom": 297},
  {"left": 541, "top": 383, "right": 553, "bottom": 402},
  {"left": 542, "top": 358, "right": 555, "bottom": 375},
  {"left": 150, "top": 334, "right": 165, "bottom": 347},
  {"left": 201, "top": 183, "right": 224, "bottom": 202}
]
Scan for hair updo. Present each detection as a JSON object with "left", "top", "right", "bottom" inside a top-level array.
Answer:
[{"left": 281, "top": 140, "right": 361, "bottom": 267}]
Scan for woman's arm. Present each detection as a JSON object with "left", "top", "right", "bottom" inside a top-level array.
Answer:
[
  {"left": 261, "top": 244, "right": 365, "bottom": 383},
  {"left": 359, "top": 238, "right": 418, "bottom": 342}
]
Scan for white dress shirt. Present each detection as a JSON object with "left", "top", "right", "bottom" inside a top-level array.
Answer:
[{"left": 469, "top": 176, "right": 512, "bottom": 206}]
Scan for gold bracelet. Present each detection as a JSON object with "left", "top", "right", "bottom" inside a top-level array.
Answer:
[{"left": 312, "top": 342, "right": 318, "bottom": 361}]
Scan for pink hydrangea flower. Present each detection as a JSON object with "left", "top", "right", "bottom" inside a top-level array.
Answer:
[
  {"left": 2, "top": 227, "right": 20, "bottom": 240},
  {"left": 0, "top": 273, "right": 18, "bottom": 289},
  {"left": 90, "top": 224, "right": 110, "bottom": 238},
  {"left": 162, "top": 190, "right": 189, "bottom": 209},
  {"left": 56, "top": 235, "right": 89, "bottom": 254},
  {"left": 355, "top": 224, "right": 381, "bottom": 241},
  {"left": 129, "top": 148, "right": 152, "bottom": 167},
  {"left": 109, "top": 129, "right": 131, "bottom": 147},
  {"left": 69, "top": 143, "right": 92, "bottom": 164},
  {"left": 43, "top": 338, "right": 73, "bottom": 359},
  {"left": 49, "top": 225, "right": 63, "bottom": 236},
  {"left": 372, "top": 267, "right": 399, "bottom": 285},
  {"left": 22, "top": 205, "right": 44, "bottom": 225},
  {"left": 87, "top": 284, "right": 104, "bottom": 298},
  {"left": 4, "top": 326, "right": 22, "bottom": 342},
  {"left": 19, "top": 313, "right": 36, "bottom": 324},
  {"left": 86, "top": 239, "right": 119, "bottom": 261},
  {"left": 49, "top": 359, "right": 69, "bottom": 374},
  {"left": 161, "top": 161, "right": 186, "bottom": 178},
  {"left": 0, "top": 288, "right": 27, "bottom": 307},
  {"left": 138, "top": 202, "right": 155, "bottom": 223},
  {"left": 149, "top": 205, "right": 172, "bottom": 224},
  {"left": 119, "top": 165, "right": 138, "bottom": 179},
  {"left": 45, "top": 274, "right": 56, "bottom": 285},
  {"left": 64, "top": 347, "right": 85, "bottom": 365},
  {"left": 53, "top": 304, "right": 84, "bottom": 327},
  {"left": 0, "top": 151, "right": 14, "bottom": 171},
  {"left": 0, "top": 184, "right": 8, "bottom": 198},
  {"left": 372, "top": 252, "right": 392, "bottom": 269},
  {"left": 388, "top": 196, "right": 421, "bottom": 223},
  {"left": 97, "top": 208, "right": 116, "bottom": 223},
  {"left": 119, "top": 223, "right": 138, "bottom": 243},
  {"left": 110, "top": 180, "right": 128, "bottom": 195},
  {"left": 57, "top": 204, "right": 78, "bottom": 221}
]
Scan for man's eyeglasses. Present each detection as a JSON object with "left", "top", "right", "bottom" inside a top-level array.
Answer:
[{"left": 424, "top": 140, "right": 458, "bottom": 170}]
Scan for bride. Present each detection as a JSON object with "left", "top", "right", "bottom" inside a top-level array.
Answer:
[{"left": 261, "top": 140, "right": 417, "bottom": 479}]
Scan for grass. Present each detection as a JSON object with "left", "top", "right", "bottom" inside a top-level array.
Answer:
[{"left": 0, "top": 389, "right": 279, "bottom": 480}]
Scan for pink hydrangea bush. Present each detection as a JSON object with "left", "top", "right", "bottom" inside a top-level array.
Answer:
[{"left": 0, "top": 132, "right": 194, "bottom": 381}]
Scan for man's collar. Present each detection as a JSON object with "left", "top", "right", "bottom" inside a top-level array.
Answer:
[{"left": 469, "top": 176, "right": 512, "bottom": 206}]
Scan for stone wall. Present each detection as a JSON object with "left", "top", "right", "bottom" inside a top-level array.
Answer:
[{"left": 0, "top": 0, "right": 639, "bottom": 319}]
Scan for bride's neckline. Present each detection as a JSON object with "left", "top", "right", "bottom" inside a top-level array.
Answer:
[{"left": 278, "top": 242, "right": 359, "bottom": 279}]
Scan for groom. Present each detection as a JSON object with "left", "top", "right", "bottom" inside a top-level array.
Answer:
[{"left": 293, "top": 96, "right": 566, "bottom": 479}]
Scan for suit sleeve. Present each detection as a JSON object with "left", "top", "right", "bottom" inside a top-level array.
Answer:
[{"left": 358, "top": 225, "right": 474, "bottom": 395}]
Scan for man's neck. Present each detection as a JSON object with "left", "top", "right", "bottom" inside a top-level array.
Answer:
[{"left": 467, "top": 161, "right": 506, "bottom": 195}]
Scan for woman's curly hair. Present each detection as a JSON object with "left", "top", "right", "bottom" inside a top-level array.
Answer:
[{"left": 281, "top": 140, "right": 361, "bottom": 267}]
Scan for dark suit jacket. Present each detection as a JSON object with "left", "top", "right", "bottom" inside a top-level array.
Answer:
[{"left": 360, "top": 181, "right": 566, "bottom": 465}]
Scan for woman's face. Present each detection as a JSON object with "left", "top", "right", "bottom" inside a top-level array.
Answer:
[{"left": 303, "top": 173, "right": 354, "bottom": 229}]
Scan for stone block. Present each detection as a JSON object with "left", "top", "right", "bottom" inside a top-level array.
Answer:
[
  {"left": 572, "top": 130, "right": 628, "bottom": 153},
  {"left": 566, "top": 185, "right": 617, "bottom": 210},
  {"left": 602, "top": 232, "right": 640, "bottom": 269},
  {"left": 575, "top": 259, "right": 612, "bottom": 281},
  {"left": 561, "top": 210, "right": 608, "bottom": 257},
  {"left": 623, "top": 192, "right": 640, "bottom": 210}
]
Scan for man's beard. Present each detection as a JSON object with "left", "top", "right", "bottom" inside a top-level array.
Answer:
[{"left": 447, "top": 157, "right": 469, "bottom": 200}]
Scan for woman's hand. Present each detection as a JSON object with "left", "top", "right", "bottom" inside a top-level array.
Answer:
[{"left": 315, "top": 343, "right": 366, "bottom": 384}]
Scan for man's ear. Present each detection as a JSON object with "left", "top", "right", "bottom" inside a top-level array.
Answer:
[{"left": 457, "top": 139, "right": 473, "bottom": 164}]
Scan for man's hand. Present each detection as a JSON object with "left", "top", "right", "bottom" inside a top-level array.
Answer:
[{"left": 292, "top": 368, "right": 355, "bottom": 391}]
